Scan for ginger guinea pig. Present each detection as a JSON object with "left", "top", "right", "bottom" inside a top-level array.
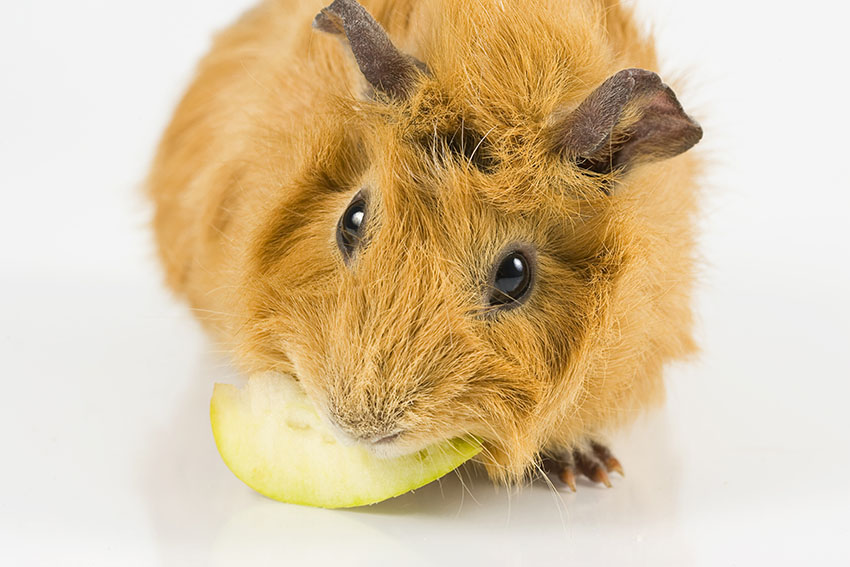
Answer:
[{"left": 149, "top": 0, "right": 702, "bottom": 487}]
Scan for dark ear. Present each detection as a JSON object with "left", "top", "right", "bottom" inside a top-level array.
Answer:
[
  {"left": 546, "top": 68, "right": 702, "bottom": 174},
  {"left": 313, "top": 0, "right": 427, "bottom": 99}
]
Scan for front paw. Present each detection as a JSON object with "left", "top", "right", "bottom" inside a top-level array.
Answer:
[{"left": 544, "top": 440, "right": 624, "bottom": 492}]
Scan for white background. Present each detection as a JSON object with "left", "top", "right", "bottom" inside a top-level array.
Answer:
[{"left": 2, "top": 1, "right": 849, "bottom": 565}]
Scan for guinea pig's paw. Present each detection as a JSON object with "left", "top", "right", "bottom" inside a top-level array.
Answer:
[{"left": 544, "top": 440, "right": 624, "bottom": 492}]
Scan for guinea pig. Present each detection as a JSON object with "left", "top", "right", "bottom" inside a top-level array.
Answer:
[{"left": 148, "top": 0, "right": 702, "bottom": 488}]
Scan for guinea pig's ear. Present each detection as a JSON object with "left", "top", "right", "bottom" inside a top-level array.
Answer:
[
  {"left": 545, "top": 68, "right": 702, "bottom": 175},
  {"left": 313, "top": 0, "right": 427, "bottom": 100}
]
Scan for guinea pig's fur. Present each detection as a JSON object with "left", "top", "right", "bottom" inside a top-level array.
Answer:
[{"left": 149, "top": 0, "right": 702, "bottom": 483}]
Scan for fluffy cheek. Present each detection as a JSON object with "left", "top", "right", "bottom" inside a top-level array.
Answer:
[
  {"left": 437, "top": 376, "right": 543, "bottom": 480},
  {"left": 239, "top": 280, "right": 340, "bottom": 405}
]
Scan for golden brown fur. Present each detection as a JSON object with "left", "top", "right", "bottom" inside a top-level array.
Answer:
[{"left": 148, "top": 0, "right": 701, "bottom": 482}]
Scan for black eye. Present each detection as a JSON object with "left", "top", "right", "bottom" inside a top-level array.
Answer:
[
  {"left": 337, "top": 195, "right": 367, "bottom": 261},
  {"left": 488, "top": 250, "right": 533, "bottom": 308}
]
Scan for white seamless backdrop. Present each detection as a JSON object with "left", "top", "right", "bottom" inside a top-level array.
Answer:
[{"left": 1, "top": 1, "right": 848, "bottom": 566}]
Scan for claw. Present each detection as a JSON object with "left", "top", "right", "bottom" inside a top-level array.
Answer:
[
  {"left": 547, "top": 441, "right": 623, "bottom": 492},
  {"left": 604, "top": 456, "right": 625, "bottom": 477},
  {"left": 594, "top": 466, "right": 613, "bottom": 488},
  {"left": 591, "top": 442, "right": 625, "bottom": 477},
  {"left": 575, "top": 447, "right": 613, "bottom": 488},
  {"left": 559, "top": 467, "right": 577, "bottom": 492}
]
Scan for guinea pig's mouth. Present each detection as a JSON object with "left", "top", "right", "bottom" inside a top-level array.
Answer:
[
  {"left": 365, "top": 432, "right": 425, "bottom": 459},
  {"left": 287, "top": 372, "right": 438, "bottom": 459},
  {"left": 305, "top": 400, "right": 420, "bottom": 458},
  {"left": 372, "top": 431, "right": 403, "bottom": 444},
  {"left": 327, "top": 425, "right": 423, "bottom": 460}
]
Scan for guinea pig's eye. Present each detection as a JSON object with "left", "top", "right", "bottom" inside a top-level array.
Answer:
[
  {"left": 487, "top": 249, "right": 534, "bottom": 309},
  {"left": 337, "top": 194, "right": 367, "bottom": 262}
]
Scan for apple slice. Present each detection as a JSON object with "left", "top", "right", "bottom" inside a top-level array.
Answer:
[{"left": 210, "top": 373, "right": 481, "bottom": 508}]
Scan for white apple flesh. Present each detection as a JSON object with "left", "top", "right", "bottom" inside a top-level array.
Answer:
[{"left": 210, "top": 373, "right": 481, "bottom": 508}]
